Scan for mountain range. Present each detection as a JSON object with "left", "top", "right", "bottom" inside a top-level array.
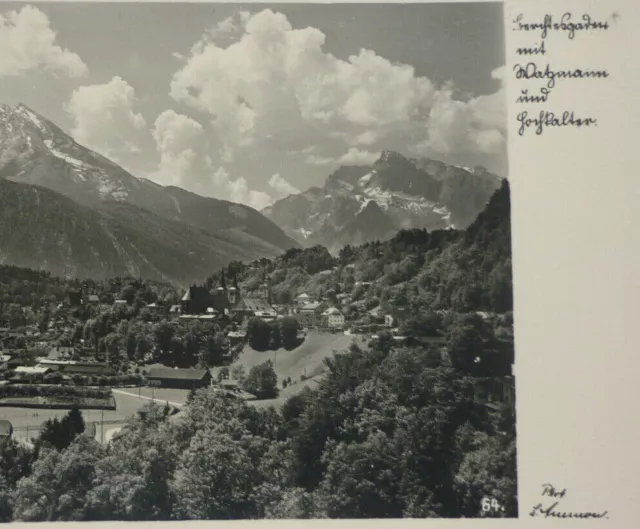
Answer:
[
  {"left": 0, "top": 102, "right": 505, "bottom": 283},
  {"left": 0, "top": 103, "right": 299, "bottom": 284},
  {"left": 262, "top": 150, "right": 504, "bottom": 253}
]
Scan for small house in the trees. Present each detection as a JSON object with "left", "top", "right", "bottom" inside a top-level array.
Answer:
[
  {"left": 298, "top": 301, "right": 328, "bottom": 327},
  {"left": 322, "top": 307, "right": 345, "bottom": 329},
  {"left": 86, "top": 294, "right": 100, "bottom": 305},
  {"left": 296, "top": 293, "right": 314, "bottom": 306}
]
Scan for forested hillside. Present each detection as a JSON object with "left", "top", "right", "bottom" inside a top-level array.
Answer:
[
  {"left": 214, "top": 180, "right": 512, "bottom": 315},
  {"left": 0, "top": 179, "right": 293, "bottom": 285},
  {"left": 1, "top": 337, "right": 516, "bottom": 521}
]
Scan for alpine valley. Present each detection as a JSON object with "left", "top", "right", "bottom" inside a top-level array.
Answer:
[
  {"left": 0, "top": 103, "right": 299, "bottom": 285},
  {"left": 0, "top": 103, "right": 504, "bottom": 283},
  {"left": 262, "top": 150, "right": 504, "bottom": 253}
]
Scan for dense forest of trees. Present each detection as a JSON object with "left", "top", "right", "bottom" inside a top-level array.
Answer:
[
  {"left": 0, "top": 336, "right": 516, "bottom": 521},
  {"left": 0, "top": 182, "right": 515, "bottom": 520},
  {"left": 210, "top": 181, "right": 512, "bottom": 315}
]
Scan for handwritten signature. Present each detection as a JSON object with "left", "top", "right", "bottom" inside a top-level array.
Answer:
[{"left": 530, "top": 484, "right": 608, "bottom": 519}]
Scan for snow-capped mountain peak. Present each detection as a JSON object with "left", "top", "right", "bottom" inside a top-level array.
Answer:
[
  {"left": 14, "top": 103, "right": 48, "bottom": 135},
  {"left": 0, "top": 102, "right": 132, "bottom": 202},
  {"left": 263, "top": 150, "right": 503, "bottom": 252}
]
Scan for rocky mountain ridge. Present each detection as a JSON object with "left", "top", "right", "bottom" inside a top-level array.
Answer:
[{"left": 262, "top": 150, "right": 504, "bottom": 253}]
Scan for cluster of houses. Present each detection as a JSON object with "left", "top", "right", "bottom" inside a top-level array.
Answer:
[
  {"left": 175, "top": 279, "right": 277, "bottom": 323},
  {"left": 0, "top": 352, "right": 114, "bottom": 384},
  {"left": 57, "top": 290, "right": 129, "bottom": 309},
  {"left": 172, "top": 277, "right": 347, "bottom": 332},
  {"left": 293, "top": 293, "right": 345, "bottom": 330}
]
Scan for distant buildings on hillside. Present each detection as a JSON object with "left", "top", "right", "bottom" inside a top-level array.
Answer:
[{"left": 179, "top": 274, "right": 276, "bottom": 324}]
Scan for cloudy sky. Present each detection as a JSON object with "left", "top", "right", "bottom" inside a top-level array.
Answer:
[{"left": 0, "top": 2, "right": 506, "bottom": 210}]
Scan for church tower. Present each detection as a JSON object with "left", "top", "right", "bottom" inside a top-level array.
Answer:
[
  {"left": 258, "top": 270, "right": 272, "bottom": 304},
  {"left": 228, "top": 270, "right": 239, "bottom": 304}
]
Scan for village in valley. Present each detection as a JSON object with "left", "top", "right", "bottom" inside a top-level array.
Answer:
[
  {"left": 0, "top": 233, "right": 515, "bottom": 448},
  {"left": 0, "top": 180, "right": 518, "bottom": 520},
  {"left": 0, "top": 3, "right": 517, "bottom": 519}
]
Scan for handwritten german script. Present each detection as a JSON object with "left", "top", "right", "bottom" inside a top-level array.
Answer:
[{"left": 512, "top": 13, "right": 611, "bottom": 136}]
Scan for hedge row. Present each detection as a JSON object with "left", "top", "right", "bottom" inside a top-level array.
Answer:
[
  {"left": 0, "top": 384, "right": 112, "bottom": 399},
  {"left": 0, "top": 396, "right": 116, "bottom": 410},
  {"left": 42, "top": 373, "right": 144, "bottom": 387}
]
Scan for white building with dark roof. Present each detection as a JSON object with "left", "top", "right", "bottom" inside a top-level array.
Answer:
[{"left": 322, "top": 307, "right": 345, "bottom": 329}]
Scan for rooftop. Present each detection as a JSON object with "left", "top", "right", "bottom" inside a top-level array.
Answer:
[
  {"left": 147, "top": 367, "right": 209, "bottom": 381},
  {"left": 56, "top": 364, "right": 114, "bottom": 375},
  {"left": 15, "top": 366, "right": 51, "bottom": 375},
  {"left": 179, "top": 314, "right": 217, "bottom": 320},
  {"left": 36, "top": 358, "right": 107, "bottom": 367},
  {"left": 237, "top": 297, "right": 275, "bottom": 313},
  {"left": 300, "top": 301, "right": 324, "bottom": 311}
]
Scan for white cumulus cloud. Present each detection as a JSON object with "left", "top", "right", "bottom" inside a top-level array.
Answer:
[
  {"left": 305, "top": 153, "right": 336, "bottom": 166},
  {"left": 414, "top": 67, "right": 507, "bottom": 156},
  {"left": 149, "top": 109, "right": 275, "bottom": 209},
  {"left": 268, "top": 173, "right": 300, "bottom": 197},
  {"left": 213, "top": 167, "right": 272, "bottom": 210},
  {"left": 336, "top": 148, "right": 381, "bottom": 165},
  {"left": 0, "top": 5, "right": 88, "bottom": 78},
  {"left": 66, "top": 77, "right": 147, "bottom": 163},
  {"left": 169, "top": 9, "right": 505, "bottom": 169},
  {"left": 151, "top": 109, "right": 207, "bottom": 188}
]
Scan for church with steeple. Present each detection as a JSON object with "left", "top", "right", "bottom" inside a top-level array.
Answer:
[{"left": 180, "top": 268, "right": 275, "bottom": 322}]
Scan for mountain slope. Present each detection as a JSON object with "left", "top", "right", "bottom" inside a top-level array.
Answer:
[
  {"left": 329, "top": 200, "right": 398, "bottom": 253},
  {"left": 262, "top": 150, "right": 503, "bottom": 251},
  {"left": 216, "top": 179, "right": 513, "bottom": 314},
  {"left": 0, "top": 179, "right": 288, "bottom": 285},
  {"left": 0, "top": 103, "right": 298, "bottom": 253}
]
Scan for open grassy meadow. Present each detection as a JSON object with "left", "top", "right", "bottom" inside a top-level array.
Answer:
[{"left": 231, "top": 331, "right": 360, "bottom": 409}]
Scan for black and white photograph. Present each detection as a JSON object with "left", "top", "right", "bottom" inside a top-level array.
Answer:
[{"left": 0, "top": 2, "right": 514, "bottom": 521}]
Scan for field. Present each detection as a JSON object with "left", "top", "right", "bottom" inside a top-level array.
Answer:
[
  {"left": 2, "top": 332, "right": 361, "bottom": 442},
  {"left": 2, "top": 388, "right": 187, "bottom": 445},
  {"left": 229, "top": 331, "right": 360, "bottom": 409}
]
